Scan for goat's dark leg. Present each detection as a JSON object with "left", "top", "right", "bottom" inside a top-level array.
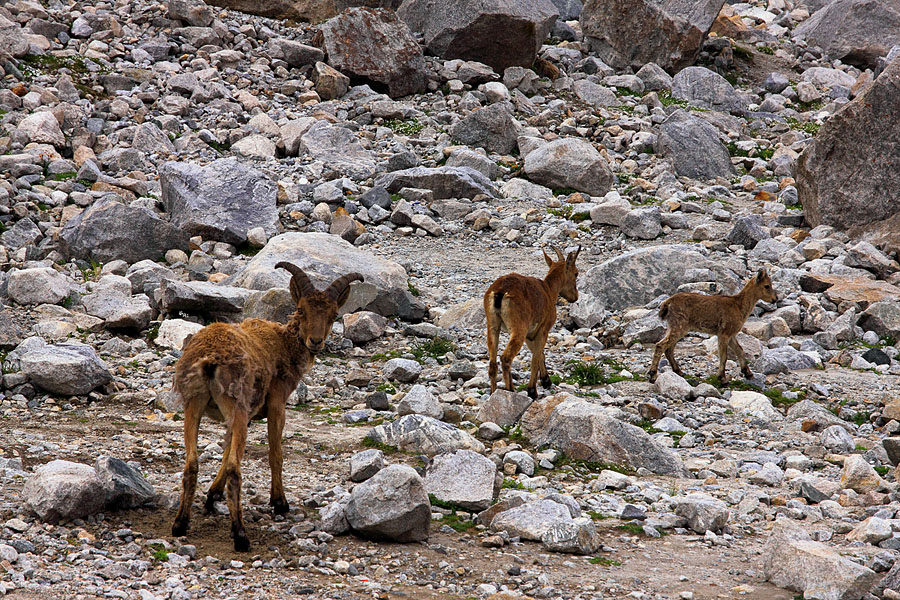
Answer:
[
  {"left": 485, "top": 308, "right": 501, "bottom": 394},
  {"left": 204, "top": 423, "right": 232, "bottom": 514},
  {"left": 525, "top": 336, "right": 548, "bottom": 398},
  {"left": 664, "top": 346, "right": 683, "bottom": 376},
  {"left": 716, "top": 335, "right": 731, "bottom": 382},
  {"left": 172, "top": 400, "right": 202, "bottom": 537},
  {"left": 501, "top": 331, "right": 526, "bottom": 395},
  {"left": 225, "top": 407, "right": 250, "bottom": 552},
  {"left": 729, "top": 338, "right": 753, "bottom": 379},
  {"left": 649, "top": 327, "right": 684, "bottom": 382},
  {"left": 266, "top": 393, "right": 289, "bottom": 515}
]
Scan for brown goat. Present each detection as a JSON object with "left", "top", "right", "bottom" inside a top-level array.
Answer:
[
  {"left": 484, "top": 247, "right": 581, "bottom": 399},
  {"left": 648, "top": 268, "right": 777, "bottom": 383},
  {"left": 171, "top": 263, "right": 362, "bottom": 551}
]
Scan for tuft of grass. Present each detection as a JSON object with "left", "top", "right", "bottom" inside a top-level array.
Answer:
[
  {"left": 554, "top": 454, "right": 635, "bottom": 476},
  {"left": 758, "top": 45, "right": 775, "bottom": 55},
  {"left": 384, "top": 119, "right": 424, "bottom": 136},
  {"left": 547, "top": 205, "right": 574, "bottom": 219},
  {"left": 411, "top": 337, "right": 455, "bottom": 362},
  {"left": 146, "top": 323, "right": 160, "bottom": 342},
  {"left": 79, "top": 259, "right": 102, "bottom": 282},
  {"left": 149, "top": 543, "right": 170, "bottom": 562},
  {"left": 657, "top": 90, "right": 688, "bottom": 108},
  {"left": 437, "top": 511, "right": 476, "bottom": 532},
  {"left": 429, "top": 494, "right": 470, "bottom": 513},
  {"left": 875, "top": 466, "right": 890, "bottom": 476},
  {"left": 362, "top": 437, "right": 399, "bottom": 455},
  {"left": 205, "top": 139, "right": 230, "bottom": 153},
  {"left": 502, "top": 425, "right": 526, "bottom": 443},
  {"left": 501, "top": 478, "right": 525, "bottom": 490},
  {"left": 48, "top": 172, "right": 77, "bottom": 182},
  {"left": 726, "top": 142, "right": 774, "bottom": 160},
  {"left": 786, "top": 117, "right": 821, "bottom": 136},
  {"left": 587, "top": 511, "right": 609, "bottom": 521},
  {"left": 590, "top": 556, "right": 621, "bottom": 566},
  {"left": 407, "top": 281, "right": 421, "bottom": 297},
  {"left": 853, "top": 411, "right": 870, "bottom": 426}
]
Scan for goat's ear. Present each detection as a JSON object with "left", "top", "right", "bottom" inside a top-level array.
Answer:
[
  {"left": 756, "top": 268, "right": 768, "bottom": 283},
  {"left": 543, "top": 249, "right": 553, "bottom": 267}
]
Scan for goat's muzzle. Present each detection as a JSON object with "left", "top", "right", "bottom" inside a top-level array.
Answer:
[{"left": 306, "top": 338, "right": 325, "bottom": 353}]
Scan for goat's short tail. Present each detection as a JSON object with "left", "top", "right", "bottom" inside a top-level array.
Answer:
[
  {"left": 492, "top": 290, "right": 505, "bottom": 312},
  {"left": 658, "top": 299, "right": 670, "bottom": 321}
]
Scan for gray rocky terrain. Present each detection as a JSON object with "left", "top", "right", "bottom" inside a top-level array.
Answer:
[{"left": 1, "top": 0, "right": 900, "bottom": 598}]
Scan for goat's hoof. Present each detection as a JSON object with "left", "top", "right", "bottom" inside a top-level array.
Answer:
[
  {"left": 526, "top": 387, "right": 538, "bottom": 400},
  {"left": 647, "top": 372, "right": 657, "bottom": 383},
  {"left": 233, "top": 534, "right": 250, "bottom": 553},
  {"left": 271, "top": 499, "right": 290, "bottom": 515},
  {"left": 742, "top": 370, "right": 754, "bottom": 380},
  {"left": 171, "top": 521, "right": 188, "bottom": 537},
  {"left": 204, "top": 493, "right": 223, "bottom": 514},
  {"left": 541, "top": 376, "right": 552, "bottom": 388}
]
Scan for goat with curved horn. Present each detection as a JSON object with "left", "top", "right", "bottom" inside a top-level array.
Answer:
[{"left": 171, "top": 268, "right": 364, "bottom": 551}]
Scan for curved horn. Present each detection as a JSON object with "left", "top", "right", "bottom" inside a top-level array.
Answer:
[
  {"left": 326, "top": 272, "right": 364, "bottom": 301},
  {"left": 276, "top": 262, "right": 315, "bottom": 297},
  {"left": 553, "top": 246, "right": 564, "bottom": 261}
]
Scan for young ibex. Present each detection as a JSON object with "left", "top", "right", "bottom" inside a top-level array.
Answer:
[
  {"left": 171, "top": 262, "right": 362, "bottom": 551},
  {"left": 648, "top": 268, "right": 777, "bottom": 383},
  {"left": 484, "top": 247, "right": 581, "bottom": 399}
]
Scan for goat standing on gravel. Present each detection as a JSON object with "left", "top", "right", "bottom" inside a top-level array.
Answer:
[
  {"left": 171, "top": 262, "right": 362, "bottom": 552},
  {"left": 648, "top": 268, "right": 778, "bottom": 384},
  {"left": 484, "top": 247, "right": 581, "bottom": 399}
]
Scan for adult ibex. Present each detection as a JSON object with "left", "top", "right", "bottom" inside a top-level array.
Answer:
[
  {"left": 484, "top": 247, "right": 581, "bottom": 399},
  {"left": 171, "top": 263, "right": 362, "bottom": 551},
  {"left": 648, "top": 268, "right": 777, "bottom": 383}
]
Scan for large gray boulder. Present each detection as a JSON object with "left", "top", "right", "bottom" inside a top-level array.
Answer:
[
  {"left": 158, "top": 279, "right": 255, "bottom": 318},
  {"left": 397, "top": 0, "right": 558, "bottom": 72},
  {"left": 0, "top": 13, "right": 29, "bottom": 57},
  {"left": 18, "top": 340, "right": 112, "bottom": 395},
  {"left": 571, "top": 245, "right": 710, "bottom": 326},
  {"left": 300, "top": 120, "right": 377, "bottom": 180},
  {"left": 397, "top": 384, "right": 443, "bottom": 419},
  {"left": 795, "top": 0, "right": 900, "bottom": 68},
  {"left": 450, "top": 103, "right": 518, "bottom": 155},
  {"left": 23, "top": 460, "right": 106, "bottom": 523},
  {"left": 204, "top": 0, "right": 401, "bottom": 23},
  {"left": 859, "top": 301, "right": 900, "bottom": 339},
  {"left": 764, "top": 520, "right": 878, "bottom": 600},
  {"left": 95, "top": 456, "right": 156, "bottom": 509},
  {"left": 671, "top": 66, "right": 746, "bottom": 114},
  {"left": 316, "top": 8, "right": 426, "bottom": 98},
  {"left": 367, "top": 415, "right": 485, "bottom": 455},
  {"left": 345, "top": 465, "right": 430, "bottom": 542},
  {"left": 16, "top": 111, "right": 65, "bottom": 147},
  {"left": 82, "top": 291, "right": 153, "bottom": 331},
  {"left": 797, "top": 57, "right": 900, "bottom": 255},
  {"left": 58, "top": 197, "right": 190, "bottom": 264},
  {"left": 580, "top": 0, "right": 725, "bottom": 71},
  {"left": 424, "top": 450, "right": 499, "bottom": 511},
  {"left": 0, "top": 218, "right": 41, "bottom": 251},
  {"left": 655, "top": 109, "right": 735, "bottom": 180},
  {"left": 520, "top": 395, "right": 689, "bottom": 476},
  {"left": 160, "top": 158, "right": 277, "bottom": 245},
  {"left": 227, "top": 232, "right": 408, "bottom": 317},
  {"left": 523, "top": 138, "right": 613, "bottom": 196},
  {"left": 490, "top": 499, "right": 573, "bottom": 540},
  {"left": 7, "top": 268, "right": 71, "bottom": 306},
  {"left": 673, "top": 494, "right": 729, "bottom": 533},
  {"left": 375, "top": 166, "right": 498, "bottom": 199},
  {"left": 476, "top": 389, "right": 533, "bottom": 428}
]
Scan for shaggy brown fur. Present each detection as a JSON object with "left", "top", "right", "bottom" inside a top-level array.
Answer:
[
  {"left": 171, "top": 263, "right": 362, "bottom": 552},
  {"left": 648, "top": 268, "right": 778, "bottom": 383},
  {"left": 484, "top": 247, "right": 581, "bottom": 399}
]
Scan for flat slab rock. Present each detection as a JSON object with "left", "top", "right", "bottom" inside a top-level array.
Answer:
[{"left": 367, "top": 414, "right": 485, "bottom": 456}]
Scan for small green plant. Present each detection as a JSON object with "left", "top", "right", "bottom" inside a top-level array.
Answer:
[
  {"left": 48, "top": 172, "right": 77, "bottom": 182},
  {"left": 149, "top": 543, "right": 170, "bottom": 562},
  {"left": 362, "top": 437, "right": 399, "bottom": 454},
  {"left": 875, "top": 466, "right": 890, "bottom": 476},
  {"left": 657, "top": 90, "right": 688, "bottom": 108},
  {"left": 384, "top": 119, "right": 424, "bottom": 136},
  {"left": 375, "top": 382, "right": 396, "bottom": 394},
  {"left": 758, "top": 45, "right": 775, "bottom": 55},
  {"left": 853, "top": 411, "right": 871, "bottom": 426},
  {"left": 79, "top": 259, "right": 102, "bottom": 282},
  {"left": 554, "top": 454, "right": 635, "bottom": 476},
  {"left": 616, "top": 523, "right": 645, "bottom": 535},
  {"left": 407, "top": 281, "right": 421, "bottom": 297},
  {"left": 587, "top": 511, "right": 609, "bottom": 521},
  {"left": 590, "top": 556, "right": 621, "bottom": 566},
  {"left": 547, "top": 205, "right": 574, "bottom": 219},
  {"left": 205, "top": 139, "right": 230, "bottom": 153},
  {"left": 437, "top": 511, "right": 476, "bottom": 532},
  {"left": 146, "top": 323, "right": 160, "bottom": 343},
  {"left": 501, "top": 478, "right": 526, "bottom": 490},
  {"left": 786, "top": 117, "right": 821, "bottom": 136},
  {"left": 504, "top": 425, "right": 526, "bottom": 443},
  {"left": 411, "top": 337, "right": 455, "bottom": 361},
  {"left": 237, "top": 245, "right": 260, "bottom": 257}
]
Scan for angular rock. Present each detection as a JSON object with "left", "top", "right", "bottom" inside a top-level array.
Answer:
[
  {"left": 655, "top": 109, "right": 735, "bottom": 180},
  {"left": 300, "top": 120, "right": 376, "bottom": 180},
  {"left": 318, "top": 500, "right": 350, "bottom": 535},
  {"left": 19, "top": 340, "right": 112, "bottom": 395},
  {"left": 384, "top": 358, "right": 422, "bottom": 383},
  {"left": 269, "top": 38, "right": 324, "bottom": 68},
  {"left": 654, "top": 371, "right": 693, "bottom": 401},
  {"left": 157, "top": 279, "right": 253, "bottom": 317},
  {"left": 7, "top": 268, "right": 70, "bottom": 306},
  {"left": 375, "top": 166, "right": 498, "bottom": 200},
  {"left": 397, "top": 384, "right": 443, "bottom": 419},
  {"left": 754, "top": 346, "right": 820, "bottom": 375},
  {"left": 729, "top": 391, "right": 782, "bottom": 422},
  {"left": 541, "top": 518, "right": 599, "bottom": 555},
  {"left": 155, "top": 319, "right": 204, "bottom": 351},
  {"left": 345, "top": 465, "right": 430, "bottom": 542},
  {"left": 821, "top": 425, "right": 855, "bottom": 453},
  {"left": 673, "top": 494, "right": 729, "bottom": 534},
  {"left": 841, "top": 454, "right": 884, "bottom": 493},
  {"left": 228, "top": 232, "right": 407, "bottom": 317},
  {"left": 316, "top": 8, "right": 426, "bottom": 98},
  {"left": 342, "top": 311, "right": 387, "bottom": 344},
  {"left": 313, "top": 61, "right": 350, "bottom": 100},
  {"left": 580, "top": 0, "right": 725, "bottom": 71},
  {"left": 764, "top": 521, "right": 878, "bottom": 600},
  {"left": 82, "top": 292, "right": 153, "bottom": 331},
  {"left": 796, "top": 57, "right": 900, "bottom": 254},
  {"left": 23, "top": 460, "right": 105, "bottom": 524},
  {"left": 859, "top": 302, "right": 900, "bottom": 339},
  {"left": 95, "top": 457, "right": 156, "bottom": 509},
  {"left": 349, "top": 449, "right": 384, "bottom": 482},
  {"left": 725, "top": 215, "right": 770, "bottom": 249},
  {"left": 398, "top": 0, "right": 559, "bottom": 72},
  {"left": 521, "top": 396, "right": 689, "bottom": 476},
  {"left": 132, "top": 121, "right": 176, "bottom": 154},
  {"left": 168, "top": 0, "right": 214, "bottom": 26},
  {"left": 795, "top": 0, "right": 900, "bottom": 68},
  {"left": 205, "top": 0, "right": 402, "bottom": 23},
  {"left": 476, "top": 389, "right": 533, "bottom": 428},
  {"left": 573, "top": 79, "right": 617, "bottom": 107},
  {"left": 58, "top": 197, "right": 190, "bottom": 264},
  {"left": 160, "top": 158, "right": 277, "bottom": 245},
  {"left": 491, "top": 499, "right": 573, "bottom": 540},
  {"left": 425, "top": 449, "right": 498, "bottom": 511},
  {"left": 672, "top": 66, "right": 745, "bottom": 114},
  {"left": 523, "top": 138, "right": 613, "bottom": 196},
  {"left": 450, "top": 103, "right": 517, "bottom": 155},
  {"left": 847, "top": 517, "right": 893, "bottom": 545},
  {"left": 16, "top": 111, "right": 65, "bottom": 147},
  {"left": 621, "top": 207, "right": 661, "bottom": 239},
  {"left": 367, "top": 414, "right": 485, "bottom": 456},
  {"left": 0, "top": 218, "right": 41, "bottom": 251}
]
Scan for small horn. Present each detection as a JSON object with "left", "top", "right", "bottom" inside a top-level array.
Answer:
[
  {"left": 553, "top": 246, "right": 564, "bottom": 261},
  {"left": 326, "top": 272, "right": 364, "bottom": 301},
  {"left": 276, "top": 262, "right": 315, "bottom": 297}
]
